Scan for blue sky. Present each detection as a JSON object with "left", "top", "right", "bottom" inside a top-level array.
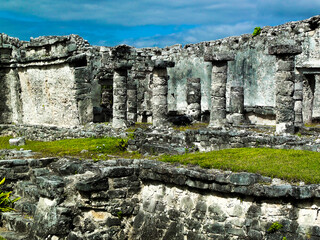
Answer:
[{"left": 0, "top": 0, "right": 319, "bottom": 48}]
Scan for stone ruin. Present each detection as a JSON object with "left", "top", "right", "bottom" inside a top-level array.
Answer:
[
  {"left": 1, "top": 15, "right": 320, "bottom": 240},
  {"left": 0, "top": 15, "right": 320, "bottom": 134}
]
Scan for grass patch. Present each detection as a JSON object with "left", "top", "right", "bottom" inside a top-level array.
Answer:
[
  {"left": 159, "top": 148, "right": 320, "bottom": 184},
  {"left": 0, "top": 236, "right": 7, "bottom": 240},
  {"left": 304, "top": 123, "right": 320, "bottom": 128},
  {"left": 0, "top": 136, "right": 141, "bottom": 160},
  {"left": 173, "top": 122, "right": 209, "bottom": 131},
  {"left": 126, "top": 122, "right": 152, "bottom": 133}
]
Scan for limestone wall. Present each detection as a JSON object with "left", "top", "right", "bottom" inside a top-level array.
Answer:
[
  {"left": 161, "top": 15, "right": 320, "bottom": 117},
  {"left": 0, "top": 33, "right": 95, "bottom": 127},
  {"left": 2, "top": 157, "right": 320, "bottom": 239}
]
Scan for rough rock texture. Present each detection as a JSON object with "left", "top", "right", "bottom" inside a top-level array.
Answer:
[{"left": 2, "top": 157, "right": 320, "bottom": 240}]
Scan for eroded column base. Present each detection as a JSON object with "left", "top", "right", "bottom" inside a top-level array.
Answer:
[{"left": 276, "top": 122, "right": 295, "bottom": 135}]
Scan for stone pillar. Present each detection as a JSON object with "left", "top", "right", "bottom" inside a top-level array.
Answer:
[
  {"left": 229, "top": 86, "right": 245, "bottom": 125},
  {"left": 204, "top": 52, "right": 234, "bottom": 128},
  {"left": 294, "top": 74, "right": 303, "bottom": 126},
  {"left": 152, "top": 60, "right": 175, "bottom": 127},
  {"left": 112, "top": 62, "right": 132, "bottom": 129},
  {"left": 269, "top": 45, "right": 302, "bottom": 134},
  {"left": 127, "top": 83, "right": 137, "bottom": 123},
  {"left": 186, "top": 78, "right": 201, "bottom": 120}
]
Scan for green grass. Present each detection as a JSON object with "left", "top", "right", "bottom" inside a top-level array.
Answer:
[
  {"left": 172, "top": 122, "right": 209, "bottom": 131},
  {"left": 2, "top": 136, "right": 320, "bottom": 183},
  {"left": 305, "top": 123, "right": 320, "bottom": 128},
  {"left": 159, "top": 148, "right": 320, "bottom": 184},
  {"left": 0, "top": 136, "right": 141, "bottom": 160},
  {"left": 0, "top": 236, "right": 7, "bottom": 240}
]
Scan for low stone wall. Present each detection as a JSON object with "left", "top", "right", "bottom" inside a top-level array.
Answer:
[
  {"left": 1, "top": 156, "right": 320, "bottom": 239},
  {"left": 0, "top": 123, "right": 127, "bottom": 141},
  {"left": 128, "top": 126, "right": 320, "bottom": 155}
]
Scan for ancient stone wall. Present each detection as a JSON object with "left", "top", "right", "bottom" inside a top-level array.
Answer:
[
  {"left": 2, "top": 157, "right": 320, "bottom": 239},
  {"left": 0, "top": 34, "right": 96, "bottom": 127},
  {"left": 128, "top": 126, "right": 320, "bottom": 155},
  {"left": 1, "top": 15, "right": 320, "bottom": 127}
]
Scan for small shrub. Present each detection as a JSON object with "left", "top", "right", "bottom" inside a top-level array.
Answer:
[
  {"left": 267, "top": 221, "right": 283, "bottom": 233},
  {"left": 116, "top": 139, "right": 128, "bottom": 151},
  {"left": 252, "top": 27, "right": 261, "bottom": 36},
  {"left": 0, "top": 178, "right": 20, "bottom": 212},
  {"left": 117, "top": 210, "right": 123, "bottom": 220}
]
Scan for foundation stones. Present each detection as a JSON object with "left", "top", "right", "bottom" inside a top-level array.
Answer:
[
  {"left": 151, "top": 60, "right": 175, "bottom": 127},
  {"left": 269, "top": 44, "right": 302, "bottom": 134},
  {"left": 204, "top": 52, "right": 235, "bottom": 128}
]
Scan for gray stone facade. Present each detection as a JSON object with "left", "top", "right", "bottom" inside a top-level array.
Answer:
[{"left": 1, "top": 15, "right": 320, "bottom": 131}]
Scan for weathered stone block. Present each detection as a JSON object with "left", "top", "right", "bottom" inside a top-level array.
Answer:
[
  {"left": 204, "top": 52, "right": 235, "bottom": 62},
  {"left": 268, "top": 45, "right": 302, "bottom": 55},
  {"left": 9, "top": 137, "right": 25, "bottom": 146}
]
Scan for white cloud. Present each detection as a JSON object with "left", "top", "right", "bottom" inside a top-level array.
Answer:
[{"left": 122, "top": 22, "right": 254, "bottom": 48}]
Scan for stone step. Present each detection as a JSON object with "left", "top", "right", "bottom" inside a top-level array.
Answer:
[
  {"left": 1, "top": 212, "right": 33, "bottom": 235},
  {"left": 0, "top": 230, "right": 30, "bottom": 240}
]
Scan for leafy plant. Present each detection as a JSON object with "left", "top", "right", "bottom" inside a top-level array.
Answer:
[
  {"left": 117, "top": 210, "right": 123, "bottom": 220},
  {"left": 267, "top": 221, "right": 283, "bottom": 233},
  {"left": 252, "top": 27, "right": 261, "bottom": 36},
  {"left": 116, "top": 139, "right": 128, "bottom": 151},
  {"left": 0, "top": 178, "right": 20, "bottom": 212}
]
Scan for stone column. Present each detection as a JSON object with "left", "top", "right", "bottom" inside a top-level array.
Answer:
[
  {"left": 229, "top": 86, "right": 245, "bottom": 125},
  {"left": 127, "top": 83, "right": 137, "bottom": 123},
  {"left": 294, "top": 74, "right": 303, "bottom": 126},
  {"left": 186, "top": 78, "right": 201, "bottom": 120},
  {"left": 152, "top": 60, "right": 175, "bottom": 127},
  {"left": 112, "top": 62, "right": 132, "bottom": 129},
  {"left": 204, "top": 52, "right": 234, "bottom": 128},
  {"left": 269, "top": 45, "right": 302, "bottom": 134}
]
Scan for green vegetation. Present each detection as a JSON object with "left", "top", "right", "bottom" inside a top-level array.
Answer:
[
  {"left": 0, "top": 178, "right": 20, "bottom": 212},
  {"left": 159, "top": 148, "right": 320, "bottom": 184},
  {"left": 0, "top": 136, "right": 140, "bottom": 160},
  {"left": 126, "top": 122, "right": 152, "bottom": 132},
  {"left": 117, "top": 210, "right": 123, "bottom": 220},
  {"left": 2, "top": 129, "right": 320, "bottom": 183},
  {"left": 267, "top": 222, "right": 283, "bottom": 233},
  {"left": 252, "top": 27, "right": 262, "bottom": 36},
  {"left": 172, "top": 122, "right": 209, "bottom": 131},
  {"left": 0, "top": 236, "right": 7, "bottom": 240},
  {"left": 304, "top": 122, "right": 320, "bottom": 128}
]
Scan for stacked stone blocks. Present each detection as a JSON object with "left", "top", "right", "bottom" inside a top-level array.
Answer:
[
  {"left": 204, "top": 52, "right": 235, "bottom": 128},
  {"left": 151, "top": 60, "right": 175, "bottom": 127},
  {"left": 186, "top": 78, "right": 201, "bottom": 120},
  {"left": 269, "top": 45, "right": 302, "bottom": 134}
]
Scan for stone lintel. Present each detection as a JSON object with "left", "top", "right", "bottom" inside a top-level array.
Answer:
[
  {"left": 268, "top": 45, "right": 302, "bottom": 56},
  {"left": 204, "top": 52, "right": 235, "bottom": 62},
  {"left": 113, "top": 61, "right": 133, "bottom": 71},
  {"left": 153, "top": 60, "right": 175, "bottom": 69}
]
